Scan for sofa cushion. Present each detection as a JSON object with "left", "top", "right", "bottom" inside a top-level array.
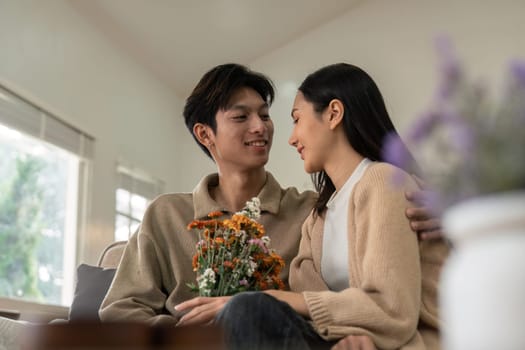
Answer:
[{"left": 68, "top": 264, "right": 116, "bottom": 321}]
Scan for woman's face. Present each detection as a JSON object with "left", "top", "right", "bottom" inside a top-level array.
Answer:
[
  {"left": 288, "top": 91, "right": 333, "bottom": 173},
  {"left": 209, "top": 87, "right": 274, "bottom": 172}
]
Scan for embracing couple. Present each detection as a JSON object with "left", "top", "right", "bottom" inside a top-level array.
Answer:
[{"left": 100, "top": 63, "right": 449, "bottom": 350}]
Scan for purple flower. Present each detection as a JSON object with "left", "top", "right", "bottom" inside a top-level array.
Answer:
[
  {"left": 434, "top": 35, "right": 462, "bottom": 100},
  {"left": 248, "top": 238, "right": 268, "bottom": 253},
  {"left": 407, "top": 111, "right": 437, "bottom": 143},
  {"left": 510, "top": 60, "right": 525, "bottom": 87},
  {"left": 383, "top": 132, "right": 410, "bottom": 169},
  {"left": 385, "top": 38, "right": 525, "bottom": 214},
  {"left": 449, "top": 120, "right": 476, "bottom": 155},
  {"left": 239, "top": 279, "right": 248, "bottom": 286},
  {"left": 382, "top": 132, "right": 416, "bottom": 186}
]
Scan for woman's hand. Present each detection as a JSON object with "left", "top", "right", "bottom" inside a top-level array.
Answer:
[
  {"left": 406, "top": 175, "right": 443, "bottom": 240},
  {"left": 263, "top": 289, "right": 309, "bottom": 317},
  {"left": 174, "top": 296, "right": 231, "bottom": 326},
  {"left": 332, "top": 335, "right": 376, "bottom": 350}
]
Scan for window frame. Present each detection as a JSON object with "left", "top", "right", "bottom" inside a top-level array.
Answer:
[
  {"left": 114, "top": 164, "right": 164, "bottom": 241},
  {"left": 0, "top": 83, "right": 93, "bottom": 310}
]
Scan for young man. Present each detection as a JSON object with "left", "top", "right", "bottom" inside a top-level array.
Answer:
[{"left": 100, "top": 64, "right": 316, "bottom": 325}]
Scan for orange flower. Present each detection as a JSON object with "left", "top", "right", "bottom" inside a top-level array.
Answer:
[
  {"left": 258, "top": 280, "right": 269, "bottom": 290},
  {"left": 271, "top": 252, "right": 285, "bottom": 268},
  {"left": 227, "top": 235, "right": 237, "bottom": 245},
  {"left": 192, "top": 254, "right": 199, "bottom": 270},
  {"left": 262, "top": 255, "right": 275, "bottom": 267},
  {"left": 253, "top": 271, "right": 262, "bottom": 281},
  {"left": 222, "top": 219, "right": 239, "bottom": 231},
  {"left": 208, "top": 211, "right": 224, "bottom": 218},
  {"left": 272, "top": 276, "right": 286, "bottom": 290},
  {"left": 252, "top": 253, "right": 266, "bottom": 263},
  {"left": 187, "top": 220, "right": 201, "bottom": 230}
]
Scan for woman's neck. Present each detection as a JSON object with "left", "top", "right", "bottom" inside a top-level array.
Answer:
[
  {"left": 324, "top": 143, "right": 364, "bottom": 192},
  {"left": 212, "top": 168, "right": 267, "bottom": 212}
]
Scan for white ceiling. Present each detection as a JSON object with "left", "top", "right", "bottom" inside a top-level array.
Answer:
[{"left": 70, "top": 0, "right": 363, "bottom": 98}]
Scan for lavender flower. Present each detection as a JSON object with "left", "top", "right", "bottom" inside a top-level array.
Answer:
[
  {"left": 239, "top": 279, "right": 248, "bottom": 286},
  {"left": 248, "top": 238, "right": 269, "bottom": 253},
  {"left": 435, "top": 34, "right": 462, "bottom": 101},
  {"left": 510, "top": 60, "right": 525, "bottom": 87},
  {"left": 384, "top": 37, "right": 525, "bottom": 213},
  {"left": 382, "top": 132, "right": 413, "bottom": 186}
]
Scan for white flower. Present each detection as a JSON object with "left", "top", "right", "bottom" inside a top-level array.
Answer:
[
  {"left": 236, "top": 197, "right": 261, "bottom": 219},
  {"left": 197, "top": 268, "right": 216, "bottom": 295},
  {"left": 261, "top": 236, "right": 271, "bottom": 246},
  {"left": 236, "top": 230, "right": 247, "bottom": 244},
  {"left": 246, "top": 258, "right": 258, "bottom": 277}
]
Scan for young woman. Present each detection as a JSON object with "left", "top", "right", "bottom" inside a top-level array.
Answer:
[{"left": 217, "top": 63, "right": 449, "bottom": 350}]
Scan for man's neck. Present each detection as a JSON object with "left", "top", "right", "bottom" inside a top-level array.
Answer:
[{"left": 213, "top": 168, "right": 267, "bottom": 212}]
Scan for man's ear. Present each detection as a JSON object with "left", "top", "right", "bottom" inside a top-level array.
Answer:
[
  {"left": 193, "top": 123, "right": 214, "bottom": 147},
  {"left": 327, "top": 99, "right": 344, "bottom": 130}
]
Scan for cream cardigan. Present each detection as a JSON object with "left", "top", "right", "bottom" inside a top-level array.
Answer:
[{"left": 289, "top": 163, "right": 449, "bottom": 350}]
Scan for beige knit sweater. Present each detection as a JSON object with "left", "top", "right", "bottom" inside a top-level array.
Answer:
[
  {"left": 100, "top": 172, "right": 317, "bottom": 326},
  {"left": 289, "top": 163, "right": 449, "bottom": 350}
]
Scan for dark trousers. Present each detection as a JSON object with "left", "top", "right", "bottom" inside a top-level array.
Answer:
[{"left": 216, "top": 292, "right": 335, "bottom": 350}]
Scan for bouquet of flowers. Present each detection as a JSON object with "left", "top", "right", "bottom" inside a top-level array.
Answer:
[
  {"left": 186, "top": 197, "right": 285, "bottom": 297},
  {"left": 384, "top": 37, "right": 525, "bottom": 214}
]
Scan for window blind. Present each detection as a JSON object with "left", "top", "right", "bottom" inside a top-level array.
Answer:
[
  {"left": 0, "top": 84, "right": 94, "bottom": 159},
  {"left": 117, "top": 165, "right": 165, "bottom": 200}
]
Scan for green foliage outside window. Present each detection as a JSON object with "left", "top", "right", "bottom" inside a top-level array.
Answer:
[{"left": 0, "top": 155, "right": 44, "bottom": 299}]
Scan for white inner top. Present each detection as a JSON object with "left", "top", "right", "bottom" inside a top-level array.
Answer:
[{"left": 321, "top": 158, "right": 372, "bottom": 291}]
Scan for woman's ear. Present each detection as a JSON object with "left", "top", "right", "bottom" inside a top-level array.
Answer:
[
  {"left": 328, "top": 99, "right": 344, "bottom": 130},
  {"left": 193, "top": 123, "right": 214, "bottom": 148}
]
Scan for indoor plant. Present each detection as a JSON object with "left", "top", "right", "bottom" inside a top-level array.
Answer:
[
  {"left": 384, "top": 37, "right": 525, "bottom": 350},
  {"left": 384, "top": 37, "right": 525, "bottom": 215}
]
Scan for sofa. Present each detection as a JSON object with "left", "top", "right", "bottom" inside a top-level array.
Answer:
[{"left": 66, "top": 240, "right": 127, "bottom": 322}]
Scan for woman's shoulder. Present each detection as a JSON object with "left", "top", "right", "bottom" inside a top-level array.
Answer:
[
  {"left": 357, "top": 162, "right": 418, "bottom": 196},
  {"left": 366, "top": 161, "right": 408, "bottom": 177},
  {"left": 364, "top": 162, "right": 416, "bottom": 184}
]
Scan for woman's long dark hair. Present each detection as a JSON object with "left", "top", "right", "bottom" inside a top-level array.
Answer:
[{"left": 298, "top": 63, "right": 418, "bottom": 214}]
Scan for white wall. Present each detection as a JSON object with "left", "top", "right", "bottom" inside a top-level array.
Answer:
[
  {"left": 1, "top": 0, "right": 524, "bottom": 263},
  {"left": 251, "top": 0, "right": 525, "bottom": 191},
  {"left": 0, "top": 0, "right": 201, "bottom": 264}
]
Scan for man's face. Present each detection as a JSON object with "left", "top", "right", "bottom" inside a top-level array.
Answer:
[{"left": 209, "top": 87, "right": 274, "bottom": 172}]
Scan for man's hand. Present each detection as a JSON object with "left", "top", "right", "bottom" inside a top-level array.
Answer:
[
  {"left": 332, "top": 335, "right": 376, "bottom": 350},
  {"left": 174, "top": 296, "right": 230, "bottom": 326},
  {"left": 406, "top": 176, "right": 443, "bottom": 241}
]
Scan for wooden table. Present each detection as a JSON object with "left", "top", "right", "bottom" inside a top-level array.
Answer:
[
  {"left": 20, "top": 321, "right": 225, "bottom": 350},
  {"left": 0, "top": 308, "right": 20, "bottom": 320}
]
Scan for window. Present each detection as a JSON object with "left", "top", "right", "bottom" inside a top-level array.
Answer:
[
  {"left": 0, "top": 85, "right": 93, "bottom": 306},
  {"left": 114, "top": 165, "right": 164, "bottom": 241}
]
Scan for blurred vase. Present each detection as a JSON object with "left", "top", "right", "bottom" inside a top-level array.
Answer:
[{"left": 440, "top": 191, "right": 525, "bottom": 350}]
